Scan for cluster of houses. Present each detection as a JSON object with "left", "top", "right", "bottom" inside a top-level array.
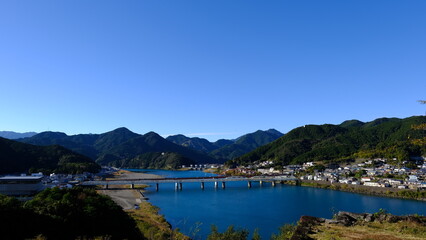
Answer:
[
  {"left": 233, "top": 158, "right": 426, "bottom": 190},
  {"left": 182, "top": 164, "right": 223, "bottom": 170},
  {"left": 0, "top": 166, "right": 116, "bottom": 196}
]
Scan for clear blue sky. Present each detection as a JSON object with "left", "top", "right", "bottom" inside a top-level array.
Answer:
[{"left": 1, "top": 0, "right": 425, "bottom": 141}]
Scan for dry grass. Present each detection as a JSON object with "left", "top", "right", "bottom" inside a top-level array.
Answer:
[
  {"left": 310, "top": 221, "right": 426, "bottom": 240},
  {"left": 127, "top": 201, "right": 189, "bottom": 240}
]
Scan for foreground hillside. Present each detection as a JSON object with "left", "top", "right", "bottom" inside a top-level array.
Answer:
[
  {"left": 295, "top": 211, "right": 426, "bottom": 240},
  {"left": 18, "top": 128, "right": 218, "bottom": 169},
  {"left": 0, "top": 188, "right": 144, "bottom": 239},
  {"left": 230, "top": 116, "right": 426, "bottom": 167},
  {"left": 0, "top": 137, "right": 100, "bottom": 174}
]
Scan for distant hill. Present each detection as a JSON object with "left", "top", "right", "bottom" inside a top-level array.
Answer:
[
  {"left": 229, "top": 116, "right": 426, "bottom": 167},
  {"left": 0, "top": 137, "right": 100, "bottom": 174},
  {"left": 167, "top": 129, "right": 283, "bottom": 160},
  {"left": 166, "top": 134, "right": 219, "bottom": 153},
  {"left": 97, "top": 131, "right": 217, "bottom": 167},
  {"left": 0, "top": 131, "right": 37, "bottom": 139},
  {"left": 210, "top": 129, "right": 283, "bottom": 160},
  {"left": 19, "top": 128, "right": 219, "bottom": 169}
]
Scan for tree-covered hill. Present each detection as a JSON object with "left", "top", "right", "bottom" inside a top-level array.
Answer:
[
  {"left": 18, "top": 127, "right": 140, "bottom": 160},
  {"left": 18, "top": 128, "right": 219, "bottom": 169},
  {"left": 0, "top": 137, "right": 100, "bottom": 174},
  {"left": 97, "top": 132, "right": 218, "bottom": 167},
  {"left": 230, "top": 116, "right": 426, "bottom": 167},
  {"left": 210, "top": 129, "right": 284, "bottom": 160},
  {"left": 166, "top": 134, "right": 219, "bottom": 153},
  {"left": 167, "top": 129, "right": 283, "bottom": 160}
]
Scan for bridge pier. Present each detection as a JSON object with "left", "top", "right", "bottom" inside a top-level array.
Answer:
[
  {"left": 82, "top": 176, "right": 297, "bottom": 190},
  {"left": 175, "top": 182, "right": 183, "bottom": 190}
]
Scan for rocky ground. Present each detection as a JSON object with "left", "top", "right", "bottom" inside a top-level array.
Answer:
[{"left": 291, "top": 211, "right": 426, "bottom": 240}]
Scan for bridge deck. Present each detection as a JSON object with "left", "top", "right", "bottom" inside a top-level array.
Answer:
[{"left": 81, "top": 176, "right": 297, "bottom": 185}]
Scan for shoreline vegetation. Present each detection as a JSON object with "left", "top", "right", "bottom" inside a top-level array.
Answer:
[
  {"left": 280, "top": 179, "right": 426, "bottom": 202},
  {"left": 292, "top": 210, "right": 426, "bottom": 240},
  {"left": 101, "top": 169, "right": 190, "bottom": 240}
]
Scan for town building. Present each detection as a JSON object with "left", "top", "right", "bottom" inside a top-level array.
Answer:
[{"left": 0, "top": 175, "right": 43, "bottom": 196}]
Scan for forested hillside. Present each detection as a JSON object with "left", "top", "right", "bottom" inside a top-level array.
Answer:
[
  {"left": 0, "top": 137, "right": 100, "bottom": 174},
  {"left": 18, "top": 128, "right": 218, "bottom": 169},
  {"left": 230, "top": 116, "right": 426, "bottom": 167},
  {"left": 167, "top": 129, "right": 283, "bottom": 160}
]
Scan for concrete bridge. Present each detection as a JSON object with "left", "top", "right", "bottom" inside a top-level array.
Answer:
[{"left": 81, "top": 176, "right": 298, "bottom": 191}]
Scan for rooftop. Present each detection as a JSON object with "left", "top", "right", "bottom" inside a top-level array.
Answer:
[{"left": 0, "top": 176, "right": 43, "bottom": 181}]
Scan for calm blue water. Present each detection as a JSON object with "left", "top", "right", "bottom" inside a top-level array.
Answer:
[{"left": 128, "top": 169, "right": 426, "bottom": 239}]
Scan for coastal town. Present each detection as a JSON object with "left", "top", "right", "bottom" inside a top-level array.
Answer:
[
  {"left": 2, "top": 156, "right": 426, "bottom": 197},
  {"left": 223, "top": 157, "right": 426, "bottom": 191}
]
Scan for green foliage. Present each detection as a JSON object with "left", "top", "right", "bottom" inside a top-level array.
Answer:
[
  {"left": 270, "top": 224, "right": 296, "bottom": 240},
  {"left": 373, "top": 208, "right": 388, "bottom": 218},
  {"left": 125, "top": 152, "right": 195, "bottom": 169},
  {"left": 0, "top": 137, "right": 100, "bottom": 174},
  {"left": 98, "top": 132, "right": 218, "bottom": 167},
  {"left": 392, "top": 190, "right": 426, "bottom": 199},
  {"left": 207, "top": 225, "right": 249, "bottom": 240},
  {"left": 18, "top": 128, "right": 219, "bottom": 169},
  {"left": 169, "top": 129, "right": 283, "bottom": 161},
  {"left": 211, "top": 129, "right": 283, "bottom": 160},
  {"left": 354, "top": 170, "right": 366, "bottom": 179},
  {"left": 167, "top": 134, "right": 219, "bottom": 153},
  {"left": 0, "top": 187, "right": 145, "bottom": 239},
  {"left": 305, "top": 164, "right": 326, "bottom": 173},
  {"left": 252, "top": 229, "right": 261, "bottom": 240},
  {"left": 0, "top": 194, "right": 42, "bottom": 239},
  {"left": 230, "top": 116, "right": 426, "bottom": 167}
]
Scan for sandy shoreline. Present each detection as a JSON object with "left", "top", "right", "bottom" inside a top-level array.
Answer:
[
  {"left": 100, "top": 169, "right": 162, "bottom": 210},
  {"left": 109, "top": 169, "right": 163, "bottom": 180}
]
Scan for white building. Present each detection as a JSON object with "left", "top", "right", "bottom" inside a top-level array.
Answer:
[{"left": 0, "top": 176, "right": 43, "bottom": 196}]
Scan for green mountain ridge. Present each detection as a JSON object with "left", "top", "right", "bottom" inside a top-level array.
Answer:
[
  {"left": 167, "top": 129, "right": 283, "bottom": 160},
  {"left": 18, "top": 128, "right": 219, "bottom": 169},
  {"left": 230, "top": 116, "right": 426, "bottom": 167},
  {"left": 0, "top": 137, "right": 100, "bottom": 174}
]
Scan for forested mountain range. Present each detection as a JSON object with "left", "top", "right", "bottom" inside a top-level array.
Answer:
[
  {"left": 229, "top": 116, "right": 426, "bottom": 167},
  {"left": 0, "top": 131, "right": 37, "bottom": 139},
  {"left": 167, "top": 129, "right": 283, "bottom": 160},
  {"left": 0, "top": 137, "right": 100, "bottom": 174},
  {"left": 17, "top": 128, "right": 218, "bottom": 169},
  {"left": 8, "top": 116, "right": 424, "bottom": 171}
]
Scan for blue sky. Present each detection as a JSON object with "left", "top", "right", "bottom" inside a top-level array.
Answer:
[{"left": 1, "top": 0, "right": 425, "bottom": 141}]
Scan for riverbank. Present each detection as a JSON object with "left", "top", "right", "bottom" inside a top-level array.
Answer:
[
  {"left": 106, "top": 169, "right": 163, "bottom": 180},
  {"left": 286, "top": 180, "right": 426, "bottom": 201},
  {"left": 98, "top": 169, "right": 189, "bottom": 240}
]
